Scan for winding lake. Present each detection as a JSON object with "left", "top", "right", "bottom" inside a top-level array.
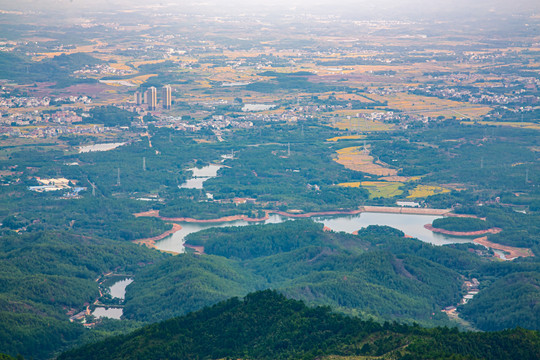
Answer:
[
  {"left": 155, "top": 212, "right": 470, "bottom": 254},
  {"left": 179, "top": 164, "right": 223, "bottom": 189}
]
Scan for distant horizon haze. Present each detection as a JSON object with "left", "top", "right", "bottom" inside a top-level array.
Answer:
[{"left": 1, "top": 0, "right": 539, "bottom": 19}]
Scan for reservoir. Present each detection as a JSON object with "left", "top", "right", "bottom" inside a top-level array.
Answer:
[
  {"left": 314, "top": 212, "right": 469, "bottom": 246},
  {"left": 109, "top": 278, "right": 133, "bottom": 299},
  {"left": 155, "top": 212, "right": 470, "bottom": 254},
  {"left": 179, "top": 164, "right": 223, "bottom": 189},
  {"left": 92, "top": 278, "right": 133, "bottom": 320},
  {"left": 79, "top": 142, "right": 126, "bottom": 153},
  {"left": 92, "top": 307, "right": 123, "bottom": 320}
]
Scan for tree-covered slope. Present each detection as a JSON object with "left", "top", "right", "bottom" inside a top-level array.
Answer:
[
  {"left": 460, "top": 272, "right": 540, "bottom": 331},
  {"left": 123, "top": 254, "right": 264, "bottom": 322},
  {"left": 432, "top": 217, "right": 491, "bottom": 232},
  {"left": 186, "top": 219, "right": 332, "bottom": 259},
  {"left": 59, "top": 290, "right": 540, "bottom": 360},
  {"left": 123, "top": 221, "right": 463, "bottom": 326},
  {"left": 0, "top": 231, "right": 167, "bottom": 359},
  {"left": 0, "top": 52, "right": 101, "bottom": 86}
]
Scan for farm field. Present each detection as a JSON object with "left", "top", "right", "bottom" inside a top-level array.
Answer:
[
  {"left": 407, "top": 185, "right": 451, "bottom": 198},
  {"left": 332, "top": 118, "right": 392, "bottom": 132},
  {"left": 338, "top": 181, "right": 404, "bottom": 199},
  {"left": 334, "top": 146, "right": 398, "bottom": 176},
  {"left": 368, "top": 92, "right": 491, "bottom": 116},
  {"left": 461, "top": 121, "right": 540, "bottom": 130},
  {"left": 326, "top": 135, "right": 366, "bottom": 142}
]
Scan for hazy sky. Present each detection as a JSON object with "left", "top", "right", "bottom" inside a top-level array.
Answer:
[
  {"left": 2, "top": 0, "right": 539, "bottom": 17},
  {"left": 0, "top": 0, "right": 540, "bottom": 13}
]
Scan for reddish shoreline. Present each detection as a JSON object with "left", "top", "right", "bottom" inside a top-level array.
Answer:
[
  {"left": 424, "top": 224, "right": 502, "bottom": 237},
  {"left": 134, "top": 209, "right": 270, "bottom": 223},
  {"left": 161, "top": 214, "right": 270, "bottom": 223},
  {"left": 133, "top": 223, "right": 182, "bottom": 253},
  {"left": 133, "top": 206, "right": 453, "bottom": 224},
  {"left": 361, "top": 206, "right": 451, "bottom": 215},
  {"left": 473, "top": 236, "right": 534, "bottom": 260},
  {"left": 131, "top": 206, "right": 454, "bottom": 255},
  {"left": 269, "top": 209, "right": 363, "bottom": 218},
  {"left": 184, "top": 244, "right": 205, "bottom": 255}
]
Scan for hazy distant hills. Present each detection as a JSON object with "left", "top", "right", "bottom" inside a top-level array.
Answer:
[
  {"left": 3, "top": 0, "right": 539, "bottom": 19},
  {"left": 0, "top": 52, "right": 101, "bottom": 87}
]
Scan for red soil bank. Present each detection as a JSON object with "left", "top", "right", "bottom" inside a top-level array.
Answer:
[
  {"left": 424, "top": 224, "right": 502, "bottom": 237},
  {"left": 474, "top": 236, "right": 534, "bottom": 260},
  {"left": 133, "top": 223, "right": 182, "bottom": 251}
]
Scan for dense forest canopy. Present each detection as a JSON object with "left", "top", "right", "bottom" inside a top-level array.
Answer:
[
  {"left": 431, "top": 217, "right": 491, "bottom": 232},
  {"left": 59, "top": 290, "right": 540, "bottom": 360}
]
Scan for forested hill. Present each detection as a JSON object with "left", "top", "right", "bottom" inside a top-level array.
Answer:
[{"left": 59, "top": 290, "right": 540, "bottom": 360}]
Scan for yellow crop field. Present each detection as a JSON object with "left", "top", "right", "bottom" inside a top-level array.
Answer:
[
  {"left": 223, "top": 50, "right": 272, "bottom": 58},
  {"left": 380, "top": 175, "right": 422, "bottom": 182},
  {"left": 335, "top": 147, "right": 398, "bottom": 176},
  {"left": 336, "top": 147, "right": 362, "bottom": 155},
  {"left": 337, "top": 182, "right": 362, "bottom": 188},
  {"left": 328, "top": 109, "right": 389, "bottom": 116},
  {"left": 407, "top": 185, "right": 450, "bottom": 198},
  {"left": 333, "top": 118, "right": 392, "bottom": 132},
  {"left": 369, "top": 93, "right": 465, "bottom": 111},
  {"left": 461, "top": 121, "right": 540, "bottom": 130},
  {"left": 109, "top": 62, "right": 132, "bottom": 71},
  {"left": 326, "top": 135, "right": 366, "bottom": 142},
  {"left": 338, "top": 181, "right": 404, "bottom": 199},
  {"left": 128, "top": 74, "right": 158, "bottom": 85},
  {"left": 320, "top": 93, "right": 375, "bottom": 102},
  {"left": 32, "top": 40, "right": 107, "bottom": 61},
  {"left": 131, "top": 59, "right": 171, "bottom": 68},
  {"left": 422, "top": 106, "right": 492, "bottom": 119}
]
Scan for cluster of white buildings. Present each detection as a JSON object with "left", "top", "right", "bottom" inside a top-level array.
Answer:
[
  {"left": 0, "top": 95, "right": 91, "bottom": 109},
  {"left": 413, "top": 86, "right": 539, "bottom": 105},
  {"left": 43, "top": 110, "right": 83, "bottom": 123},
  {"left": 74, "top": 64, "right": 133, "bottom": 76},
  {"left": 0, "top": 124, "right": 105, "bottom": 138}
]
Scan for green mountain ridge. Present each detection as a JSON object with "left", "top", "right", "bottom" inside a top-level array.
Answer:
[
  {"left": 123, "top": 220, "right": 540, "bottom": 332},
  {"left": 59, "top": 290, "right": 540, "bottom": 360},
  {"left": 123, "top": 222, "right": 463, "bottom": 326}
]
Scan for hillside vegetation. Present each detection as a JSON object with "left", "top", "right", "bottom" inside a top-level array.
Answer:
[
  {"left": 122, "top": 220, "right": 540, "bottom": 332},
  {"left": 59, "top": 290, "right": 540, "bottom": 360},
  {"left": 0, "top": 231, "right": 167, "bottom": 359},
  {"left": 432, "top": 217, "right": 491, "bottom": 232},
  {"left": 125, "top": 221, "right": 464, "bottom": 325}
]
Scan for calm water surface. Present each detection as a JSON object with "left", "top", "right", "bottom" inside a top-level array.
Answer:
[
  {"left": 315, "top": 212, "right": 471, "bottom": 246},
  {"left": 109, "top": 278, "right": 133, "bottom": 299},
  {"left": 79, "top": 143, "right": 125, "bottom": 153},
  {"left": 179, "top": 164, "right": 223, "bottom": 189},
  {"left": 92, "top": 307, "right": 123, "bottom": 320},
  {"left": 155, "top": 212, "right": 470, "bottom": 253},
  {"left": 91, "top": 278, "right": 134, "bottom": 320}
]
